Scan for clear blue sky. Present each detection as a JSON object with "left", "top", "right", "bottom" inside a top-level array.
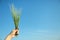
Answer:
[{"left": 0, "top": 0, "right": 60, "bottom": 40}]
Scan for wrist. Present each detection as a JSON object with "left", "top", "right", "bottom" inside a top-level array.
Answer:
[{"left": 5, "top": 34, "right": 12, "bottom": 40}]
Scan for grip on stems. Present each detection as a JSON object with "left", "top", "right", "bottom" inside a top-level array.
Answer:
[{"left": 15, "top": 27, "right": 19, "bottom": 36}]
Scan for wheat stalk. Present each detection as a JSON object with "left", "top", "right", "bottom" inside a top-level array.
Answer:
[{"left": 11, "top": 4, "right": 20, "bottom": 29}]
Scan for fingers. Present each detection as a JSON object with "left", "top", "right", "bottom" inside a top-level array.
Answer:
[
  {"left": 12, "top": 29, "right": 19, "bottom": 33},
  {"left": 11, "top": 29, "right": 19, "bottom": 37},
  {"left": 15, "top": 31, "right": 18, "bottom": 36},
  {"left": 14, "top": 29, "right": 19, "bottom": 36}
]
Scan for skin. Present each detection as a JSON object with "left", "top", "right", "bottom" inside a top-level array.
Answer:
[{"left": 5, "top": 29, "right": 19, "bottom": 40}]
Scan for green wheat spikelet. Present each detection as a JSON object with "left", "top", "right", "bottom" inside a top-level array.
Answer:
[{"left": 11, "top": 4, "right": 20, "bottom": 29}]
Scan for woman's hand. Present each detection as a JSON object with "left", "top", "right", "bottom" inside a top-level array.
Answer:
[
  {"left": 5, "top": 29, "right": 19, "bottom": 40},
  {"left": 10, "top": 29, "right": 19, "bottom": 37}
]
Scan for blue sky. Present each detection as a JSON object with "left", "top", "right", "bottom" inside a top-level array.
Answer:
[{"left": 0, "top": 0, "right": 60, "bottom": 40}]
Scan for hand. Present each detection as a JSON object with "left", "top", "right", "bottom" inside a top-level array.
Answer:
[
  {"left": 10, "top": 29, "right": 19, "bottom": 37},
  {"left": 5, "top": 29, "right": 19, "bottom": 40}
]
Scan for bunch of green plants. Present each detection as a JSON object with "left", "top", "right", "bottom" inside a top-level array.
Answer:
[{"left": 11, "top": 4, "right": 20, "bottom": 29}]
